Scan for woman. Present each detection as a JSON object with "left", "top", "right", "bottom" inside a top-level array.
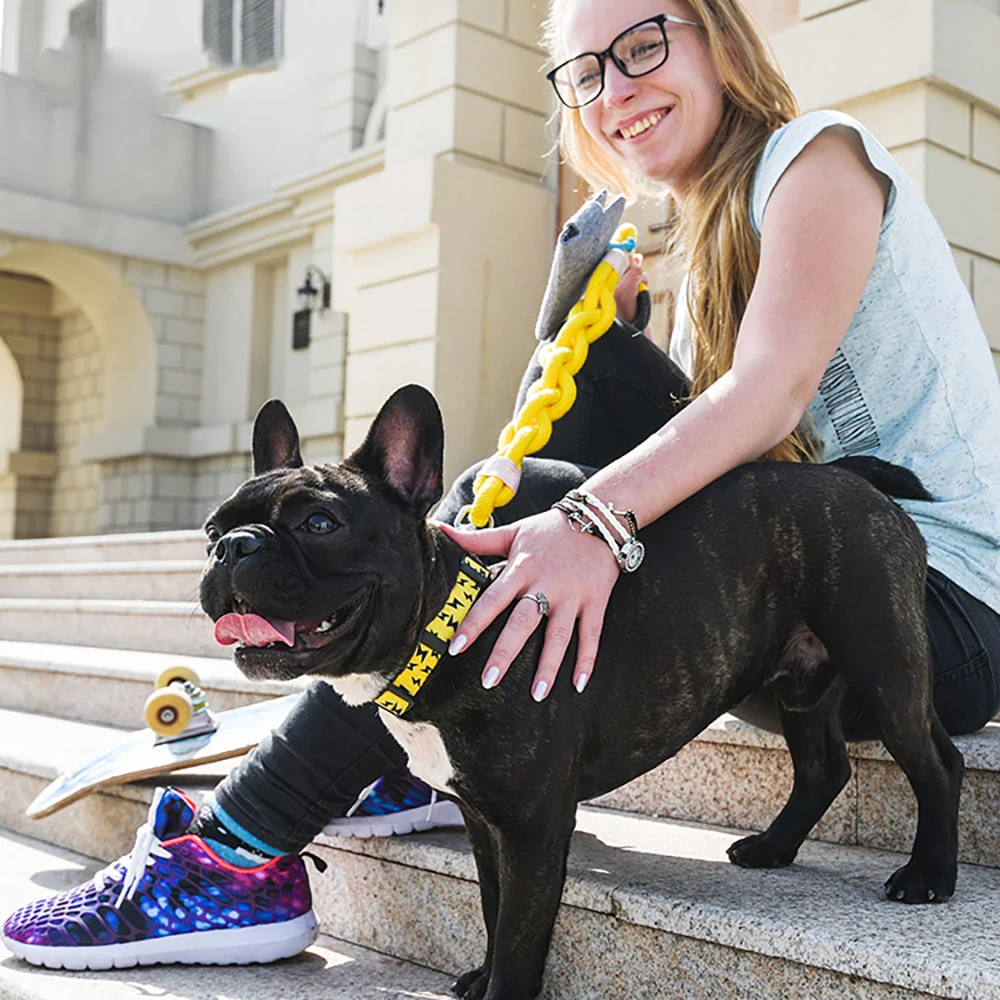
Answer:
[{"left": 6, "top": 0, "right": 1000, "bottom": 972}]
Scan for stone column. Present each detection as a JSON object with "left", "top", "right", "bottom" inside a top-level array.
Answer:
[
  {"left": 771, "top": 0, "right": 1000, "bottom": 375},
  {"left": 332, "top": 0, "right": 557, "bottom": 484}
]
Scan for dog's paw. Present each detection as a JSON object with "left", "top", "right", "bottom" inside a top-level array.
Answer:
[
  {"left": 453, "top": 967, "right": 488, "bottom": 999},
  {"left": 727, "top": 833, "right": 798, "bottom": 869},
  {"left": 884, "top": 863, "right": 955, "bottom": 904}
]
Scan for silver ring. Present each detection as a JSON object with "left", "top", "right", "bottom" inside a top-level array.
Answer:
[{"left": 520, "top": 592, "right": 550, "bottom": 616}]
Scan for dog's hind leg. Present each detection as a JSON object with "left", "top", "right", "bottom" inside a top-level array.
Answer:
[
  {"left": 869, "top": 701, "right": 963, "bottom": 903},
  {"left": 454, "top": 809, "right": 500, "bottom": 1000},
  {"left": 728, "top": 678, "right": 851, "bottom": 869},
  {"left": 830, "top": 606, "right": 963, "bottom": 903}
]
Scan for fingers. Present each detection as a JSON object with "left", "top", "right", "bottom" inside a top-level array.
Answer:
[
  {"left": 530, "top": 608, "right": 576, "bottom": 702},
  {"left": 436, "top": 521, "right": 516, "bottom": 556},
  {"left": 479, "top": 595, "right": 548, "bottom": 695},
  {"left": 571, "top": 606, "right": 604, "bottom": 695},
  {"left": 448, "top": 567, "right": 520, "bottom": 656}
]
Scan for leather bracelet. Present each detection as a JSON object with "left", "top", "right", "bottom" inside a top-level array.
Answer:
[{"left": 552, "top": 492, "right": 645, "bottom": 573}]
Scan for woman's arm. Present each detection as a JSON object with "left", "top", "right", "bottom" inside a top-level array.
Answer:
[
  {"left": 584, "top": 126, "right": 891, "bottom": 529},
  {"left": 447, "top": 127, "right": 891, "bottom": 697}
]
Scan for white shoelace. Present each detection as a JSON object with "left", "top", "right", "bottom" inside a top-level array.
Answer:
[
  {"left": 91, "top": 789, "right": 174, "bottom": 907},
  {"left": 343, "top": 778, "right": 440, "bottom": 823}
]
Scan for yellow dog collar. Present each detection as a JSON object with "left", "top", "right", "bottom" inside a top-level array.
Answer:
[{"left": 374, "top": 555, "right": 492, "bottom": 717}]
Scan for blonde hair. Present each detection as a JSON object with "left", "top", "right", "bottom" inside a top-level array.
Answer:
[{"left": 543, "top": 1, "right": 816, "bottom": 463}]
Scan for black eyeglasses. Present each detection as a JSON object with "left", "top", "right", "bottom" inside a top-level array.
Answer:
[{"left": 547, "top": 13, "right": 700, "bottom": 110}]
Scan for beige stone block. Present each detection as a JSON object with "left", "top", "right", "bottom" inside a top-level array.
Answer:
[
  {"left": 339, "top": 228, "right": 441, "bottom": 300},
  {"left": 161, "top": 369, "right": 200, "bottom": 398},
  {"left": 773, "top": 0, "right": 934, "bottom": 112},
  {"left": 800, "top": 0, "right": 864, "bottom": 16},
  {"left": 891, "top": 143, "right": 926, "bottom": 192},
  {"left": 455, "top": 23, "right": 550, "bottom": 114},
  {"left": 456, "top": 89, "right": 504, "bottom": 161},
  {"left": 184, "top": 295, "right": 206, "bottom": 321},
  {"left": 925, "top": 86, "right": 971, "bottom": 157},
  {"left": 926, "top": 144, "right": 1000, "bottom": 260},
  {"left": 157, "top": 343, "right": 184, "bottom": 369},
  {"left": 389, "top": 24, "right": 457, "bottom": 109},
  {"left": 350, "top": 272, "right": 439, "bottom": 352},
  {"left": 387, "top": 91, "right": 456, "bottom": 162},
  {"left": 975, "top": 256, "right": 1000, "bottom": 351},
  {"left": 165, "top": 318, "right": 203, "bottom": 346},
  {"left": 167, "top": 267, "right": 205, "bottom": 294},
  {"left": 308, "top": 365, "right": 344, "bottom": 400},
  {"left": 506, "top": 0, "right": 546, "bottom": 49},
  {"left": 143, "top": 288, "right": 187, "bottom": 318},
  {"left": 344, "top": 339, "right": 436, "bottom": 419},
  {"left": 503, "top": 105, "right": 550, "bottom": 176},
  {"left": 973, "top": 105, "right": 1000, "bottom": 172},
  {"left": 390, "top": 0, "right": 457, "bottom": 46},
  {"left": 124, "top": 258, "right": 167, "bottom": 289}
]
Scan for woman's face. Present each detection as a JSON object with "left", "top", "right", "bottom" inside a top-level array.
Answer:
[{"left": 562, "top": 0, "right": 725, "bottom": 197}]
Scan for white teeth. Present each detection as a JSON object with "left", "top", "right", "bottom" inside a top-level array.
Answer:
[
  {"left": 621, "top": 111, "right": 666, "bottom": 140},
  {"left": 316, "top": 619, "right": 334, "bottom": 634}
]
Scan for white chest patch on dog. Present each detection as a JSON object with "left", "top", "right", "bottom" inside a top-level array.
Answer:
[
  {"left": 378, "top": 713, "right": 456, "bottom": 794},
  {"left": 323, "top": 673, "right": 385, "bottom": 706}
]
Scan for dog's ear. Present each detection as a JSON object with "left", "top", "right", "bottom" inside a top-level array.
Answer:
[
  {"left": 253, "top": 399, "right": 303, "bottom": 475},
  {"left": 350, "top": 384, "right": 444, "bottom": 516}
]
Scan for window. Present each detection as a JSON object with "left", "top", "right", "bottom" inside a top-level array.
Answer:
[
  {"left": 203, "top": 0, "right": 282, "bottom": 69},
  {"left": 69, "top": 0, "right": 103, "bottom": 42}
]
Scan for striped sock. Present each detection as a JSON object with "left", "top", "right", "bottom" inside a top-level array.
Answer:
[{"left": 190, "top": 796, "right": 285, "bottom": 868}]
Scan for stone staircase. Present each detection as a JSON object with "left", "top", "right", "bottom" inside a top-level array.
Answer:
[{"left": 1, "top": 530, "right": 998, "bottom": 999}]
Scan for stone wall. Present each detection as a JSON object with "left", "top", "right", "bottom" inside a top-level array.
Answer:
[{"left": 50, "top": 310, "right": 104, "bottom": 536}]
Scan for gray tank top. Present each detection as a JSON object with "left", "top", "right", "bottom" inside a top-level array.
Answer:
[{"left": 670, "top": 110, "right": 1000, "bottom": 613}]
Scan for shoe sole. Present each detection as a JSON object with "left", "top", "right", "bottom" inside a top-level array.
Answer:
[
  {"left": 322, "top": 800, "right": 464, "bottom": 839},
  {"left": 2, "top": 910, "right": 318, "bottom": 970}
]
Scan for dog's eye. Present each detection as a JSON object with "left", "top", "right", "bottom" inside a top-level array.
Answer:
[
  {"left": 304, "top": 513, "right": 337, "bottom": 534},
  {"left": 204, "top": 525, "right": 221, "bottom": 554}
]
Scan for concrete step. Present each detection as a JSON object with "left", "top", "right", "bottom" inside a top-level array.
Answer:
[
  {"left": 0, "top": 599, "right": 224, "bottom": 658},
  {"left": 0, "top": 530, "right": 205, "bottom": 566},
  {"left": 0, "top": 562, "right": 204, "bottom": 602},
  {"left": 1, "top": 759, "right": 997, "bottom": 1000},
  {"left": 591, "top": 714, "right": 1000, "bottom": 867},
  {"left": 0, "top": 641, "right": 303, "bottom": 727},
  {"left": 0, "top": 830, "right": 456, "bottom": 999}
]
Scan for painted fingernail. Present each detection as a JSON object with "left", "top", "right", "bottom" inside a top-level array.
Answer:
[
  {"left": 532, "top": 680, "right": 548, "bottom": 702},
  {"left": 482, "top": 666, "right": 501, "bottom": 689},
  {"left": 449, "top": 634, "right": 468, "bottom": 655},
  {"left": 575, "top": 673, "right": 589, "bottom": 694}
]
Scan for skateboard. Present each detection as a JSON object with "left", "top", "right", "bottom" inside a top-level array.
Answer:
[{"left": 26, "top": 666, "right": 301, "bottom": 819}]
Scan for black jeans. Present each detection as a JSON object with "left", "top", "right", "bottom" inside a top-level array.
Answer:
[{"left": 216, "top": 323, "right": 1000, "bottom": 853}]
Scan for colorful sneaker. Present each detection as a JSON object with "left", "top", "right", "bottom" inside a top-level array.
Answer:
[
  {"left": 322, "top": 768, "right": 464, "bottom": 839},
  {"left": 2, "top": 788, "right": 317, "bottom": 970}
]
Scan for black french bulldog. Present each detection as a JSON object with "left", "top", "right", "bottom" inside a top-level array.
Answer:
[{"left": 201, "top": 384, "right": 963, "bottom": 1000}]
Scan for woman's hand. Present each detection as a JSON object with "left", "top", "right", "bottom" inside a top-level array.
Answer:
[
  {"left": 437, "top": 509, "right": 620, "bottom": 700},
  {"left": 614, "top": 252, "right": 651, "bottom": 332}
]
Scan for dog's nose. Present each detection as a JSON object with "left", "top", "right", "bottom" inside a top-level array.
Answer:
[{"left": 215, "top": 530, "right": 263, "bottom": 566}]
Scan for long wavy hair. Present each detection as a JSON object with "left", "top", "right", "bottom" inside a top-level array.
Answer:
[{"left": 543, "top": 0, "right": 817, "bottom": 463}]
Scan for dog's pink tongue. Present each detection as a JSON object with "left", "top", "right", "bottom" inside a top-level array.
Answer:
[{"left": 214, "top": 613, "right": 296, "bottom": 648}]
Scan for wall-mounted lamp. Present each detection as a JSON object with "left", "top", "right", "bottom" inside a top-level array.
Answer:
[{"left": 293, "top": 265, "right": 332, "bottom": 350}]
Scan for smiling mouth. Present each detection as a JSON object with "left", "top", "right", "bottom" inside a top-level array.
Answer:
[
  {"left": 616, "top": 107, "right": 671, "bottom": 141},
  {"left": 214, "top": 591, "right": 367, "bottom": 675}
]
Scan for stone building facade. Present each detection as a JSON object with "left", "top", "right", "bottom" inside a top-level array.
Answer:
[{"left": 0, "top": 0, "right": 997, "bottom": 539}]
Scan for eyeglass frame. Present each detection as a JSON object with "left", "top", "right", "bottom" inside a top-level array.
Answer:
[{"left": 546, "top": 13, "right": 701, "bottom": 110}]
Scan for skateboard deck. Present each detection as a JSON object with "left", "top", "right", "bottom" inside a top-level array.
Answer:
[{"left": 27, "top": 693, "right": 301, "bottom": 820}]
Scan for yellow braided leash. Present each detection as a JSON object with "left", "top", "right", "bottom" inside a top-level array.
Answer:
[{"left": 459, "top": 224, "right": 647, "bottom": 529}]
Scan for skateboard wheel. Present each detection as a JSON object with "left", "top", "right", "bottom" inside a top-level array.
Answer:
[
  {"left": 156, "top": 665, "right": 201, "bottom": 689},
  {"left": 145, "top": 688, "right": 193, "bottom": 736}
]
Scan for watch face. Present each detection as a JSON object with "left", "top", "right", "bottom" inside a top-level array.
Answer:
[{"left": 622, "top": 539, "right": 644, "bottom": 573}]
